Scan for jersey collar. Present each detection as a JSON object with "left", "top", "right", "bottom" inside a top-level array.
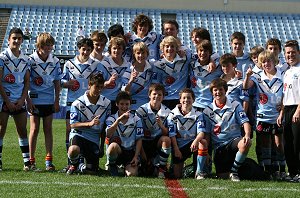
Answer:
[
  {"left": 260, "top": 69, "right": 282, "bottom": 81},
  {"left": 74, "top": 56, "right": 94, "bottom": 65},
  {"left": 172, "top": 105, "right": 198, "bottom": 119},
  {"left": 83, "top": 91, "right": 103, "bottom": 106},
  {"left": 212, "top": 98, "right": 232, "bottom": 111},
  {"left": 6, "top": 47, "right": 27, "bottom": 60},
  {"left": 31, "top": 51, "right": 54, "bottom": 63}
]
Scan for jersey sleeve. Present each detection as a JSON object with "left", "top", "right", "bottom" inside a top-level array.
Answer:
[
  {"left": 235, "top": 103, "right": 249, "bottom": 125},
  {"left": 197, "top": 113, "right": 208, "bottom": 134},
  {"left": 61, "top": 62, "right": 70, "bottom": 83},
  {"left": 69, "top": 105, "right": 80, "bottom": 125},
  {"left": 167, "top": 114, "right": 177, "bottom": 138},
  {"left": 135, "top": 117, "right": 144, "bottom": 140},
  {"left": 54, "top": 59, "right": 63, "bottom": 80}
]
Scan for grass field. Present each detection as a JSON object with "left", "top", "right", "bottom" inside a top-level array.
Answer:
[{"left": 0, "top": 118, "right": 299, "bottom": 198}]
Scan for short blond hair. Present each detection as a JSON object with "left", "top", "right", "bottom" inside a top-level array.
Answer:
[
  {"left": 258, "top": 50, "right": 277, "bottom": 67},
  {"left": 159, "top": 36, "right": 180, "bottom": 52},
  {"left": 132, "top": 42, "right": 149, "bottom": 62},
  {"left": 108, "top": 37, "right": 126, "bottom": 54},
  {"left": 36, "top": 32, "right": 55, "bottom": 50}
]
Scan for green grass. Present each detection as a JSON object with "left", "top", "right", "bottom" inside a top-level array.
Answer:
[{"left": 0, "top": 118, "right": 299, "bottom": 198}]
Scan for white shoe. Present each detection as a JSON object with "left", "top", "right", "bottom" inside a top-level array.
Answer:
[
  {"left": 293, "top": 174, "right": 300, "bottom": 182},
  {"left": 195, "top": 172, "right": 207, "bottom": 180},
  {"left": 229, "top": 172, "right": 240, "bottom": 182}
]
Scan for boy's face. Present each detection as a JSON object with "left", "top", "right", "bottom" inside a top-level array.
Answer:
[
  {"left": 149, "top": 90, "right": 164, "bottom": 106},
  {"left": 221, "top": 63, "right": 236, "bottom": 75},
  {"left": 8, "top": 33, "right": 23, "bottom": 50},
  {"left": 137, "top": 24, "right": 149, "bottom": 37},
  {"left": 261, "top": 59, "right": 275, "bottom": 73},
  {"left": 89, "top": 83, "right": 104, "bottom": 97},
  {"left": 93, "top": 40, "right": 106, "bottom": 54},
  {"left": 163, "top": 23, "right": 178, "bottom": 37},
  {"left": 39, "top": 45, "right": 53, "bottom": 57},
  {"left": 212, "top": 87, "right": 226, "bottom": 101},
  {"left": 134, "top": 49, "right": 147, "bottom": 63},
  {"left": 251, "top": 54, "right": 259, "bottom": 65},
  {"left": 191, "top": 32, "right": 202, "bottom": 45},
  {"left": 197, "top": 48, "right": 210, "bottom": 64},
  {"left": 267, "top": 44, "right": 280, "bottom": 57},
  {"left": 285, "top": 46, "right": 299, "bottom": 66},
  {"left": 111, "top": 44, "right": 124, "bottom": 59},
  {"left": 78, "top": 44, "right": 92, "bottom": 61},
  {"left": 163, "top": 43, "right": 177, "bottom": 58},
  {"left": 231, "top": 39, "right": 244, "bottom": 57},
  {"left": 116, "top": 99, "right": 131, "bottom": 113},
  {"left": 180, "top": 92, "right": 194, "bottom": 109}
]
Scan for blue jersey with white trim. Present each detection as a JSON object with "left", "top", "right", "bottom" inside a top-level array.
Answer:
[
  {"left": 190, "top": 59, "right": 223, "bottom": 108},
  {"left": 69, "top": 91, "right": 111, "bottom": 146},
  {"left": 0, "top": 48, "right": 30, "bottom": 103},
  {"left": 122, "top": 61, "right": 154, "bottom": 110},
  {"left": 200, "top": 98, "right": 249, "bottom": 149},
  {"left": 168, "top": 105, "right": 203, "bottom": 148},
  {"left": 236, "top": 53, "right": 253, "bottom": 79},
  {"left": 106, "top": 112, "right": 144, "bottom": 150},
  {"left": 251, "top": 69, "right": 284, "bottom": 123},
  {"left": 28, "top": 52, "right": 62, "bottom": 105},
  {"left": 62, "top": 57, "right": 99, "bottom": 109},
  {"left": 153, "top": 54, "right": 190, "bottom": 100},
  {"left": 125, "top": 32, "right": 161, "bottom": 62},
  {"left": 221, "top": 75, "right": 249, "bottom": 106},
  {"left": 136, "top": 102, "right": 171, "bottom": 140},
  {"left": 97, "top": 57, "right": 129, "bottom": 101}
]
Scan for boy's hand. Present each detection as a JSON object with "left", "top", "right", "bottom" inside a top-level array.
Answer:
[
  {"left": 243, "top": 136, "right": 251, "bottom": 146},
  {"left": 190, "top": 139, "right": 198, "bottom": 152},
  {"left": 245, "top": 67, "right": 253, "bottom": 78},
  {"left": 118, "top": 111, "right": 130, "bottom": 123},
  {"left": 129, "top": 70, "right": 139, "bottom": 82},
  {"left": 130, "top": 156, "right": 139, "bottom": 166},
  {"left": 178, "top": 49, "right": 186, "bottom": 58},
  {"left": 292, "top": 109, "right": 300, "bottom": 123},
  {"left": 156, "top": 115, "right": 163, "bottom": 127},
  {"left": 207, "top": 61, "right": 216, "bottom": 73},
  {"left": 89, "top": 115, "right": 100, "bottom": 127}
]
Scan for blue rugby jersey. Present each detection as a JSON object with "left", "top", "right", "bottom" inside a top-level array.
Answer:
[
  {"left": 125, "top": 32, "right": 161, "bottom": 62},
  {"left": 105, "top": 112, "right": 144, "bottom": 150},
  {"left": 168, "top": 105, "right": 203, "bottom": 148},
  {"left": 69, "top": 91, "right": 111, "bottom": 146},
  {"left": 97, "top": 57, "right": 130, "bottom": 101},
  {"left": 0, "top": 48, "right": 30, "bottom": 104},
  {"left": 153, "top": 54, "right": 191, "bottom": 100},
  {"left": 236, "top": 53, "right": 254, "bottom": 79},
  {"left": 62, "top": 57, "right": 99, "bottom": 110},
  {"left": 121, "top": 61, "right": 154, "bottom": 110},
  {"left": 200, "top": 98, "right": 249, "bottom": 149},
  {"left": 28, "top": 52, "right": 62, "bottom": 105},
  {"left": 251, "top": 69, "right": 284, "bottom": 123},
  {"left": 136, "top": 102, "right": 171, "bottom": 140},
  {"left": 189, "top": 59, "right": 223, "bottom": 109}
]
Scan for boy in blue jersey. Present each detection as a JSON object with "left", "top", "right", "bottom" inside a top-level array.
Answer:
[
  {"left": 189, "top": 40, "right": 223, "bottom": 110},
  {"left": 90, "top": 30, "right": 108, "bottom": 62},
  {"left": 244, "top": 51, "right": 287, "bottom": 180},
  {"left": 230, "top": 32, "right": 253, "bottom": 79},
  {"left": 168, "top": 88, "right": 203, "bottom": 178},
  {"left": 97, "top": 37, "right": 130, "bottom": 114},
  {"left": 125, "top": 14, "right": 160, "bottom": 61},
  {"left": 196, "top": 78, "right": 252, "bottom": 182},
  {"left": 220, "top": 53, "right": 248, "bottom": 108},
  {"left": 106, "top": 91, "right": 143, "bottom": 177},
  {"left": 154, "top": 36, "right": 191, "bottom": 110},
  {"left": 67, "top": 72, "right": 111, "bottom": 175},
  {"left": 0, "top": 28, "right": 31, "bottom": 171},
  {"left": 61, "top": 38, "right": 99, "bottom": 171},
  {"left": 136, "top": 83, "right": 171, "bottom": 178},
  {"left": 122, "top": 42, "right": 154, "bottom": 110},
  {"left": 27, "top": 33, "right": 62, "bottom": 171},
  {"left": 265, "top": 38, "right": 289, "bottom": 72}
]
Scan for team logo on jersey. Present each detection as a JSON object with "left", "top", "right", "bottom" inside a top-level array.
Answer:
[
  {"left": 42, "top": 71, "right": 47, "bottom": 75},
  {"left": 191, "top": 76, "right": 197, "bottom": 87},
  {"left": 259, "top": 93, "right": 268, "bottom": 104},
  {"left": 106, "top": 81, "right": 116, "bottom": 89},
  {"left": 239, "top": 111, "right": 247, "bottom": 119},
  {"left": 71, "top": 80, "right": 80, "bottom": 91},
  {"left": 144, "top": 129, "right": 151, "bottom": 138},
  {"left": 180, "top": 126, "right": 185, "bottom": 130},
  {"left": 4, "top": 74, "right": 15, "bottom": 83},
  {"left": 284, "top": 83, "right": 287, "bottom": 91},
  {"left": 165, "top": 76, "right": 175, "bottom": 85},
  {"left": 213, "top": 125, "right": 221, "bottom": 135},
  {"left": 198, "top": 120, "right": 206, "bottom": 129},
  {"left": 70, "top": 112, "right": 78, "bottom": 120},
  {"left": 14, "top": 68, "right": 19, "bottom": 72},
  {"left": 34, "top": 76, "right": 43, "bottom": 86},
  {"left": 136, "top": 127, "right": 143, "bottom": 135},
  {"left": 256, "top": 124, "right": 263, "bottom": 133}
]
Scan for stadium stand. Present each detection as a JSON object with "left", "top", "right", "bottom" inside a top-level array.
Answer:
[{"left": 1, "top": 4, "right": 299, "bottom": 57}]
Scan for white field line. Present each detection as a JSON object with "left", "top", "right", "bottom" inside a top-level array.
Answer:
[{"left": 0, "top": 180, "right": 299, "bottom": 192}]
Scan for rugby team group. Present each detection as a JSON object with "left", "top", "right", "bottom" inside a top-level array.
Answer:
[{"left": 0, "top": 13, "right": 299, "bottom": 183}]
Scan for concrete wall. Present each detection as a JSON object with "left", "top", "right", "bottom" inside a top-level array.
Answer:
[{"left": 1, "top": 0, "right": 300, "bottom": 14}]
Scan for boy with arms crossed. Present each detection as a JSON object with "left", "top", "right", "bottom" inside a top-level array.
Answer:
[
  {"left": 106, "top": 91, "right": 143, "bottom": 177},
  {"left": 67, "top": 72, "right": 111, "bottom": 175},
  {"left": 136, "top": 83, "right": 171, "bottom": 178},
  {"left": 0, "top": 28, "right": 30, "bottom": 171}
]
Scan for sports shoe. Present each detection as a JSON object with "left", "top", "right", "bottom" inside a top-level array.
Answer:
[
  {"left": 46, "top": 164, "right": 56, "bottom": 171},
  {"left": 29, "top": 163, "right": 42, "bottom": 172},
  {"left": 272, "top": 171, "right": 281, "bottom": 181},
  {"left": 195, "top": 172, "right": 207, "bottom": 180},
  {"left": 59, "top": 165, "right": 70, "bottom": 173},
  {"left": 280, "top": 172, "right": 293, "bottom": 182},
  {"left": 105, "top": 162, "right": 109, "bottom": 171},
  {"left": 108, "top": 164, "right": 118, "bottom": 176},
  {"left": 293, "top": 174, "right": 300, "bottom": 182},
  {"left": 66, "top": 165, "right": 77, "bottom": 175},
  {"left": 23, "top": 165, "right": 30, "bottom": 171},
  {"left": 229, "top": 172, "right": 240, "bottom": 182},
  {"left": 158, "top": 167, "right": 167, "bottom": 179}
]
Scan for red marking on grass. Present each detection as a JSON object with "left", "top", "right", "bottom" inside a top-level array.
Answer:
[{"left": 164, "top": 179, "right": 189, "bottom": 198}]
